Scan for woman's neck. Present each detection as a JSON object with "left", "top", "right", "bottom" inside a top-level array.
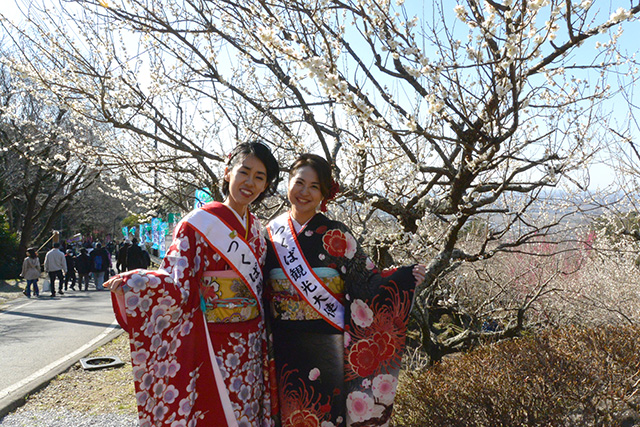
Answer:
[
  {"left": 290, "top": 209, "right": 316, "bottom": 226},
  {"left": 223, "top": 199, "right": 247, "bottom": 220}
]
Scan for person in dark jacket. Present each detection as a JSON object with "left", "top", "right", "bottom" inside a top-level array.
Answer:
[
  {"left": 126, "top": 238, "right": 146, "bottom": 270},
  {"left": 116, "top": 239, "right": 130, "bottom": 273},
  {"left": 89, "top": 243, "right": 110, "bottom": 290},
  {"left": 64, "top": 249, "right": 77, "bottom": 291},
  {"left": 76, "top": 248, "right": 92, "bottom": 291}
]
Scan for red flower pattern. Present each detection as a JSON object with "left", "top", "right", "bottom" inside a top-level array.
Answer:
[
  {"left": 373, "top": 331, "right": 396, "bottom": 360},
  {"left": 287, "top": 410, "right": 321, "bottom": 427},
  {"left": 322, "top": 229, "right": 348, "bottom": 257},
  {"left": 347, "top": 339, "right": 380, "bottom": 377}
]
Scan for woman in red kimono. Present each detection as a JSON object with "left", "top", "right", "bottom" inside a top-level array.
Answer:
[
  {"left": 265, "top": 154, "right": 426, "bottom": 427},
  {"left": 107, "top": 142, "right": 280, "bottom": 427}
]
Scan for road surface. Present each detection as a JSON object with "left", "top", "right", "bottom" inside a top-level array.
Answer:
[{"left": 0, "top": 290, "right": 122, "bottom": 418}]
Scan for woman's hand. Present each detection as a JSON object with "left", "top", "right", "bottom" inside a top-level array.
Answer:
[
  {"left": 104, "top": 275, "right": 124, "bottom": 295},
  {"left": 412, "top": 264, "right": 427, "bottom": 285}
]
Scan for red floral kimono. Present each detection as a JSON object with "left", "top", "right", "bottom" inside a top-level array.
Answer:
[
  {"left": 266, "top": 213, "right": 415, "bottom": 427},
  {"left": 112, "top": 202, "right": 277, "bottom": 427}
]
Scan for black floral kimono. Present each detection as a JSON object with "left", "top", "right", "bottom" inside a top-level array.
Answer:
[{"left": 265, "top": 212, "right": 416, "bottom": 427}]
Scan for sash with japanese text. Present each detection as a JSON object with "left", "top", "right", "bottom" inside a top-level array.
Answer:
[
  {"left": 184, "top": 208, "right": 264, "bottom": 316},
  {"left": 268, "top": 212, "right": 345, "bottom": 331}
]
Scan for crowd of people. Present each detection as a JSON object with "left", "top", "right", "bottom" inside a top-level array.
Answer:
[{"left": 20, "top": 239, "right": 152, "bottom": 298}]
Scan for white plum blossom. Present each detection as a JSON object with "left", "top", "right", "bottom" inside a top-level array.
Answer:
[
  {"left": 351, "top": 299, "right": 374, "bottom": 328},
  {"left": 609, "top": 8, "right": 631, "bottom": 24},
  {"left": 347, "top": 391, "right": 375, "bottom": 423}
]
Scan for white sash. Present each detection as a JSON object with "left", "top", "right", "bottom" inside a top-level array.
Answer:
[
  {"left": 268, "top": 212, "right": 344, "bottom": 331},
  {"left": 183, "top": 208, "right": 263, "bottom": 316}
]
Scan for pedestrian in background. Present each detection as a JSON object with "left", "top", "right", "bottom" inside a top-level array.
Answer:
[
  {"left": 64, "top": 249, "right": 77, "bottom": 291},
  {"left": 89, "top": 243, "right": 110, "bottom": 290},
  {"left": 44, "top": 242, "right": 67, "bottom": 297},
  {"left": 116, "top": 239, "right": 130, "bottom": 273},
  {"left": 20, "top": 248, "right": 41, "bottom": 298},
  {"left": 76, "top": 248, "right": 91, "bottom": 291},
  {"left": 125, "top": 237, "right": 145, "bottom": 270}
]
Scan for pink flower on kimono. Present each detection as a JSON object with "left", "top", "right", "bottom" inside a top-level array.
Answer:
[
  {"left": 154, "top": 315, "right": 171, "bottom": 334},
  {"left": 150, "top": 335, "right": 163, "bottom": 351},
  {"left": 157, "top": 342, "right": 170, "bottom": 359},
  {"left": 177, "top": 235, "right": 191, "bottom": 251},
  {"left": 180, "top": 321, "right": 193, "bottom": 336},
  {"left": 153, "top": 380, "right": 166, "bottom": 397},
  {"left": 351, "top": 299, "right": 374, "bottom": 328},
  {"left": 140, "top": 372, "right": 155, "bottom": 391},
  {"left": 361, "top": 378, "right": 371, "bottom": 389},
  {"left": 177, "top": 397, "right": 193, "bottom": 416},
  {"left": 132, "top": 365, "right": 146, "bottom": 382},
  {"left": 154, "top": 361, "right": 169, "bottom": 377},
  {"left": 365, "top": 257, "right": 375, "bottom": 271},
  {"left": 139, "top": 418, "right": 152, "bottom": 427},
  {"left": 158, "top": 295, "right": 176, "bottom": 307},
  {"left": 153, "top": 402, "right": 169, "bottom": 420},
  {"left": 127, "top": 274, "right": 149, "bottom": 292},
  {"left": 139, "top": 295, "right": 153, "bottom": 312},
  {"left": 344, "top": 331, "right": 351, "bottom": 347},
  {"left": 151, "top": 305, "right": 168, "bottom": 322},
  {"left": 125, "top": 293, "right": 141, "bottom": 310},
  {"left": 169, "top": 338, "right": 182, "bottom": 354},
  {"left": 167, "top": 360, "right": 180, "bottom": 377},
  {"left": 146, "top": 274, "right": 162, "bottom": 288},
  {"left": 321, "top": 422, "right": 336, "bottom": 427},
  {"left": 170, "top": 420, "right": 187, "bottom": 427},
  {"left": 131, "top": 349, "right": 151, "bottom": 365},
  {"left": 346, "top": 391, "right": 375, "bottom": 423},
  {"left": 372, "top": 374, "right": 398, "bottom": 405},
  {"left": 163, "top": 384, "right": 179, "bottom": 404},
  {"left": 229, "top": 375, "right": 244, "bottom": 393},
  {"left": 225, "top": 352, "right": 241, "bottom": 369},
  {"left": 308, "top": 367, "right": 321, "bottom": 381},
  {"left": 136, "top": 390, "right": 150, "bottom": 406},
  {"left": 343, "top": 232, "right": 357, "bottom": 259},
  {"left": 238, "top": 384, "right": 252, "bottom": 401}
]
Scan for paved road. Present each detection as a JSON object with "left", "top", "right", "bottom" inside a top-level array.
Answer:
[{"left": 0, "top": 290, "right": 122, "bottom": 418}]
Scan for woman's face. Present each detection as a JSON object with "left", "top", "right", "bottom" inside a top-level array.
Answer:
[
  {"left": 288, "top": 165, "right": 324, "bottom": 224},
  {"left": 224, "top": 154, "right": 268, "bottom": 215}
]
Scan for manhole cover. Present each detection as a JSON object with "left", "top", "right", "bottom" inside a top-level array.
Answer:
[{"left": 79, "top": 356, "right": 125, "bottom": 371}]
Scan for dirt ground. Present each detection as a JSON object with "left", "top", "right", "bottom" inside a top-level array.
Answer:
[{"left": 1, "top": 279, "right": 137, "bottom": 417}]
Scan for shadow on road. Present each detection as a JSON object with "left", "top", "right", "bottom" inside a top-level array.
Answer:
[{"left": 1, "top": 311, "right": 117, "bottom": 329}]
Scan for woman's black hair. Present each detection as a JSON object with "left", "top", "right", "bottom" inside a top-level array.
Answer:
[
  {"left": 27, "top": 248, "right": 37, "bottom": 258},
  {"left": 289, "top": 153, "right": 333, "bottom": 198},
  {"left": 222, "top": 141, "right": 280, "bottom": 205}
]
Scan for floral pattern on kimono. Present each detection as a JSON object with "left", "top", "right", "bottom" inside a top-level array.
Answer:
[
  {"left": 265, "top": 213, "right": 415, "bottom": 427},
  {"left": 112, "top": 201, "right": 277, "bottom": 427}
]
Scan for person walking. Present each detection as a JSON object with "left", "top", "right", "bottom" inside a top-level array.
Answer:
[
  {"left": 64, "top": 249, "right": 77, "bottom": 291},
  {"left": 125, "top": 237, "right": 146, "bottom": 270},
  {"left": 76, "top": 248, "right": 92, "bottom": 291},
  {"left": 43, "top": 242, "right": 67, "bottom": 297},
  {"left": 89, "top": 243, "right": 110, "bottom": 290},
  {"left": 115, "top": 239, "right": 130, "bottom": 273},
  {"left": 20, "top": 248, "right": 41, "bottom": 298}
]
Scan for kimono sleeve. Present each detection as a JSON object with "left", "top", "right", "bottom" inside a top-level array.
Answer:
[
  {"left": 109, "top": 222, "right": 231, "bottom": 426},
  {"left": 326, "top": 221, "right": 417, "bottom": 426}
]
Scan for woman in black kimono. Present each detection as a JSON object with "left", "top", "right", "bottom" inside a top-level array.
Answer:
[{"left": 265, "top": 154, "right": 425, "bottom": 427}]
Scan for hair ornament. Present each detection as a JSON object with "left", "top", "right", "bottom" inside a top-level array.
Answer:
[{"left": 320, "top": 179, "right": 340, "bottom": 212}]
